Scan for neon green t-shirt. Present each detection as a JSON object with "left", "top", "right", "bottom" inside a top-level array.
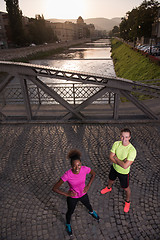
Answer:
[{"left": 111, "top": 141, "right": 137, "bottom": 174}]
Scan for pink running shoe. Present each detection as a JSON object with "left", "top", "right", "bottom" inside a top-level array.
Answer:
[
  {"left": 124, "top": 201, "right": 130, "bottom": 213},
  {"left": 101, "top": 186, "right": 112, "bottom": 194}
]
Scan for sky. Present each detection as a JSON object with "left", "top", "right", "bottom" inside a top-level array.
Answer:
[{"left": 0, "top": 0, "right": 158, "bottom": 20}]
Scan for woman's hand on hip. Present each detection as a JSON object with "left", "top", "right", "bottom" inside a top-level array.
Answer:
[
  {"left": 83, "top": 185, "right": 89, "bottom": 193},
  {"left": 67, "top": 190, "right": 77, "bottom": 197}
]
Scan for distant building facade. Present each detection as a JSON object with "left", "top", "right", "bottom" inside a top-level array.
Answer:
[
  {"left": 76, "top": 16, "right": 86, "bottom": 39},
  {"left": 0, "top": 11, "right": 30, "bottom": 48},
  {"left": 0, "top": 11, "right": 10, "bottom": 48},
  {"left": 0, "top": 13, "right": 97, "bottom": 48},
  {"left": 51, "top": 21, "right": 76, "bottom": 42},
  {"left": 152, "top": 8, "right": 160, "bottom": 45},
  {"left": 50, "top": 16, "right": 96, "bottom": 42}
]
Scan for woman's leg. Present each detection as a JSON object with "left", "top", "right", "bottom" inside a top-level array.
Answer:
[
  {"left": 66, "top": 197, "right": 78, "bottom": 224},
  {"left": 80, "top": 194, "right": 93, "bottom": 212},
  {"left": 80, "top": 194, "right": 100, "bottom": 220}
]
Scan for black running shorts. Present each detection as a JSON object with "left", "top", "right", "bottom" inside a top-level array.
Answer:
[{"left": 109, "top": 165, "right": 129, "bottom": 189}]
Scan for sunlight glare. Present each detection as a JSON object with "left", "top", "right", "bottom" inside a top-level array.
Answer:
[{"left": 45, "top": 0, "right": 86, "bottom": 19}]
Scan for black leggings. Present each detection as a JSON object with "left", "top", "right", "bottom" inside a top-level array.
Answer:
[{"left": 66, "top": 193, "right": 93, "bottom": 224}]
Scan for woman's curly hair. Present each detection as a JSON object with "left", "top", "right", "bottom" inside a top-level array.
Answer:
[{"left": 67, "top": 149, "right": 81, "bottom": 165}]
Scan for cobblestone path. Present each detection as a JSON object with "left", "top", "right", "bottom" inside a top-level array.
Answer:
[{"left": 0, "top": 123, "right": 160, "bottom": 240}]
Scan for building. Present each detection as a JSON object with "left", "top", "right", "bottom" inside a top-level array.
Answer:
[
  {"left": 0, "top": 11, "right": 10, "bottom": 48},
  {"left": 152, "top": 8, "right": 160, "bottom": 45},
  {"left": 0, "top": 13, "right": 97, "bottom": 48},
  {"left": 51, "top": 21, "right": 76, "bottom": 42},
  {"left": 0, "top": 11, "right": 29, "bottom": 49},
  {"left": 76, "top": 16, "right": 86, "bottom": 39},
  {"left": 50, "top": 17, "right": 97, "bottom": 42}
]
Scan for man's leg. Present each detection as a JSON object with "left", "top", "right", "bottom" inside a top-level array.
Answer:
[
  {"left": 108, "top": 179, "right": 114, "bottom": 189},
  {"left": 124, "top": 186, "right": 131, "bottom": 202},
  {"left": 101, "top": 166, "right": 117, "bottom": 194},
  {"left": 123, "top": 186, "right": 131, "bottom": 213},
  {"left": 119, "top": 173, "right": 131, "bottom": 213}
]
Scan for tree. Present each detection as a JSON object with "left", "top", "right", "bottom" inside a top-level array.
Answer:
[
  {"left": 109, "top": 26, "right": 120, "bottom": 38},
  {"left": 119, "top": 17, "right": 130, "bottom": 41},
  {"left": 27, "top": 15, "right": 57, "bottom": 44},
  {"left": 112, "top": 26, "right": 120, "bottom": 37},
  {"left": 4, "top": 0, "right": 25, "bottom": 46},
  {"left": 120, "top": 0, "right": 159, "bottom": 42},
  {"left": 137, "top": 0, "right": 159, "bottom": 38}
]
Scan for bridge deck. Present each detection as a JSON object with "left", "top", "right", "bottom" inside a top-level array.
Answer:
[{"left": 1, "top": 98, "right": 160, "bottom": 122}]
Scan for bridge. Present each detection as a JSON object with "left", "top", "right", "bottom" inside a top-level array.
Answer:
[{"left": 0, "top": 61, "right": 160, "bottom": 122}]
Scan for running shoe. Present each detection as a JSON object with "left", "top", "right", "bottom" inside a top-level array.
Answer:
[
  {"left": 89, "top": 210, "right": 100, "bottom": 221},
  {"left": 124, "top": 201, "right": 130, "bottom": 213},
  {"left": 66, "top": 224, "right": 72, "bottom": 236},
  {"left": 101, "top": 186, "right": 112, "bottom": 194}
]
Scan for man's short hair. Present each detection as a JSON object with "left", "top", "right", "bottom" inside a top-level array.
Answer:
[{"left": 120, "top": 128, "right": 131, "bottom": 136}]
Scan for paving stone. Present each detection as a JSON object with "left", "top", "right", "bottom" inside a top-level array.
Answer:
[{"left": 0, "top": 123, "right": 160, "bottom": 240}]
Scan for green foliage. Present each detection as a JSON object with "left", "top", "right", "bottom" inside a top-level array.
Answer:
[
  {"left": 111, "top": 38, "right": 160, "bottom": 101},
  {"left": 26, "top": 15, "right": 57, "bottom": 45},
  {"left": 111, "top": 38, "right": 160, "bottom": 80},
  {"left": 4, "top": 0, "right": 25, "bottom": 46},
  {"left": 4, "top": 1, "right": 57, "bottom": 46},
  {"left": 109, "top": 26, "right": 120, "bottom": 38},
  {"left": 120, "top": 0, "right": 159, "bottom": 42}
]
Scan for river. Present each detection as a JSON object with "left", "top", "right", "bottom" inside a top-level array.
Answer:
[
  {"left": 30, "top": 38, "right": 116, "bottom": 83},
  {"left": 2, "top": 39, "right": 116, "bottom": 105}
]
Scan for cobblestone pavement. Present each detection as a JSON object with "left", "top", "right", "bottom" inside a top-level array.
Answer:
[{"left": 0, "top": 123, "right": 160, "bottom": 240}]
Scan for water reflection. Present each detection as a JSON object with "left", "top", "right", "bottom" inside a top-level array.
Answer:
[
  {"left": 31, "top": 39, "right": 116, "bottom": 78},
  {"left": 68, "top": 48, "right": 112, "bottom": 59},
  {"left": 85, "top": 43, "right": 110, "bottom": 47},
  {"left": 33, "top": 59, "right": 115, "bottom": 78},
  {"left": 7, "top": 39, "right": 116, "bottom": 105}
]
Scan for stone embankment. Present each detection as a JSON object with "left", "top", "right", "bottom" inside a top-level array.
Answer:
[{"left": 0, "top": 39, "right": 90, "bottom": 61}]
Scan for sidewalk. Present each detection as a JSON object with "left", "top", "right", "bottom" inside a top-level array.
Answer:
[{"left": 0, "top": 122, "right": 160, "bottom": 240}]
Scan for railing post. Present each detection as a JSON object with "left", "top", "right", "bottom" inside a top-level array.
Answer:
[
  {"left": 37, "top": 86, "right": 41, "bottom": 105},
  {"left": 113, "top": 93, "right": 119, "bottom": 120},
  {"left": 2, "top": 91, "right": 6, "bottom": 106},
  {"left": 73, "top": 84, "right": 76, "bottom": 105},
  {"left": 20, "top": 77, "right": 32, "bottom": 120},
  {"left": 108, "top": 92, "right": 111, "bottom": 104}
]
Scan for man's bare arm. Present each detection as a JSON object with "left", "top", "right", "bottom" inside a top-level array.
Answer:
[
  {"left": 110, "top": 152, "right": 133, "bottom": 169},
  {"left": 109, "top": 152, "right": 117, "bottom": 163},
  {"left": 115, "top": 157, "right": 133, "bottom": 169}
]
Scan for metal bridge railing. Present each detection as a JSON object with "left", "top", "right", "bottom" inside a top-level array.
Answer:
[
  {"left": 0, "top": 61, "right": 159, "bottom": 121},
  {"left": 0, "top": 81, "right": 114, "bottom": 106}
]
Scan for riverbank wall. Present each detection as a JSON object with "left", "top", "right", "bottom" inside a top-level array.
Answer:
[{"left": 0, "top": 39, "right": 90, "bottom": 61}]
